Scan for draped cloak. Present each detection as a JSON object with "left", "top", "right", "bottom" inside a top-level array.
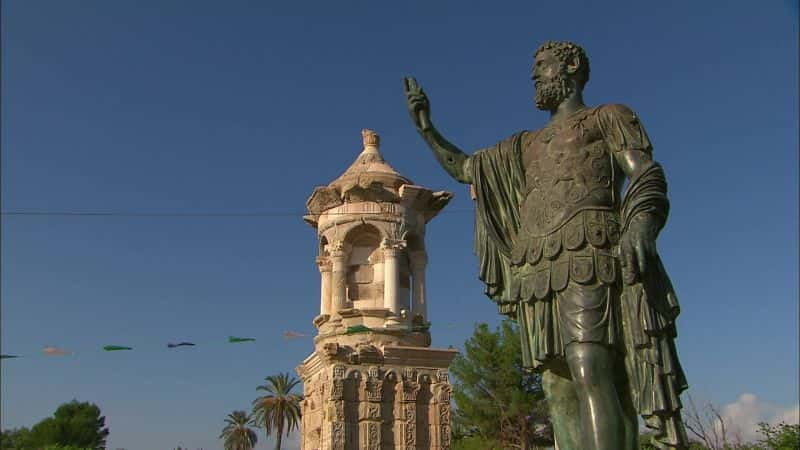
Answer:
[{"left": 468, "top": 105, "right": 689, "bottom": 449}]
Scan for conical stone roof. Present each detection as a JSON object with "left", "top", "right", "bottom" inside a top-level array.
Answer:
[
  {"left": 328, "top": 129, "right": 412, "bottom": 196},
  {"left": 305, "top": 129, "right": 452, "bottom": 227}
]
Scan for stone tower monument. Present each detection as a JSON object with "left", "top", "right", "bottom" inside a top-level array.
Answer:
[{"left": 298, "top": 129, "right": 457, "bottom": 450}]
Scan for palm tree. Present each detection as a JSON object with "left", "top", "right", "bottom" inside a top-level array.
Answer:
[
  {"left": 219, "top": 410, "right": 258, "bottom": 450},
  {"left": 251, "top": 372, "right": 303, "bottom": 450}
]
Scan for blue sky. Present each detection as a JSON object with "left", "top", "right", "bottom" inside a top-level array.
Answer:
[{"left": 1, "top": 1, "right": 797, "bottom": 449}]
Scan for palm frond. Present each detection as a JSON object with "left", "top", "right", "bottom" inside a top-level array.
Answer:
[
  {"left": 219, "top": 410, "right": 258, "bottom": 450},
  {"left": 251, "top": 372, "right": 304, "bottom": 447}
]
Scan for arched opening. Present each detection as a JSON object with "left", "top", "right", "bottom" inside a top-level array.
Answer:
[
  {"left": 381, "top": 372, "right": 398, "bottom": 449},
  {"left": 317, "top": 235, "right": 332, "bottom": 317},
  {"left": 416, "top": 376, "right": 432, "bottom": 449},
  {"left": 405, "top": 233, "right": 426, "bottom": 323},
  {"left": 344, "top": 224, "right": 383, "bottom": 308},
  {"left": 319, "top": 235, "right": 329, "bottom": 256}
]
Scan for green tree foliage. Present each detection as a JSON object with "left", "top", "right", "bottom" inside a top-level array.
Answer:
[
  {"left": 755, "top": 422, "right": 799, "bottom": 450},
  {"left": 41, "top": 445, "right": 93, "bottom": 450},
  {"left": 1, "top": 427, "right": 35, "bottom": 449},
  {"left": 46, "top": 400, "right": 109, "bottom": 449},
  {"left": 450, "top": 320, "right": 553, "bottom": 450},
  {"left": 640, "top": 422, "right": 799, "bottom": 450},
  {"left": 219, "top": 410, "right": 258, "bottom": 450},
  {"left": 451, "top": 434, "right": 502, "bottom": 450},
  {"left": 251, "top": 372, "right": 303, "bottom": 450},
  {"left": 0, "top": 400, "right": 108, "bottom": 450},
  {"left": 639, "top": 432, "right": 718, "bottom": 450}
]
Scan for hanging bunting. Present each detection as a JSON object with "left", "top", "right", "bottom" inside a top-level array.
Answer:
[
  {"left": 167, "top": 342, "right": 196, "bottom": 348},
  {"left": 103, "top": 345, "right": 133, "bottom": 351},
  {"left": 43, "top": 346, "right": 71, "bottom": 356},
  {"left": 1, "top": 320, "right": 473, "bottom": 361},
  {"left": 282, "top": 331, "right": 307, "bottom": 340}
]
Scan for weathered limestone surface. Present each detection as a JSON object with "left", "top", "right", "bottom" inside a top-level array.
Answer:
[
  {"left": 298, "top": 348, "right": 455, "bottom": 450},
  {"left": 299, "top": 130, "right": 456, "bottom": 449}
]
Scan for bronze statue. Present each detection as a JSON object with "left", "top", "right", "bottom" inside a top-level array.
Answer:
[{"left": 404, "top": 41, "right": 689, "bottom": 450}]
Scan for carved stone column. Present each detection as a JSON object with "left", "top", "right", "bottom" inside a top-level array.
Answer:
[
  {"left": 360, "top": 366, "right": 382, "bottom": 450},
  {"left": 409, "top": 251, "right": 428, "bottom": 323},
  {"left": 317, "top": 256, "right": 332, "bottom": 317},
  {"left": 327, "top": 241, "right": 348, "bottom": 316},
  {"left": 299, "top": 397, "right": 307, "bottom": 450},
  {"left": 432, "top": 370, "right": 452, "bottom": 450},
  {"left": 398, "top": 368, "right": 420, "bottom": 450},
  {"left": 329, "top": 365, "right": 347, "bottom": 450},
  {"left": 382, "top": 239, "right": 406, "bottom": 321}
]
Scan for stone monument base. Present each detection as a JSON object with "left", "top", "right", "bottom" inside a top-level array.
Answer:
[{"left": 297, "top": 344, "right": 457, "bottom": 450}]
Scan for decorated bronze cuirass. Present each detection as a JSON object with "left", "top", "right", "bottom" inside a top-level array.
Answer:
[{"left": 519, "top": 107, "right": 617, "bottom": 238}]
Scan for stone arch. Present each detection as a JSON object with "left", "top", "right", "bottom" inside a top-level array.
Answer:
[
  {"left": 343, "top": 222, "right": 384, "bottom": 245},
  {"left": 416, "top": 372, "right": 432, "bottom": 384},
  {"left": 344, "top": 368, "right": 362, "bottom": 381},
  {"left": 383, "top": 369, "right": 399, "bottom": 382}
]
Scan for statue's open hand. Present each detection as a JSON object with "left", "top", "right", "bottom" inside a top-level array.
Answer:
[
  {"left": 619, "top": 213, "right": 660, "bottom": 284},
  {"left": 403, "top": 76, "right": 431, "bottom": 131}
]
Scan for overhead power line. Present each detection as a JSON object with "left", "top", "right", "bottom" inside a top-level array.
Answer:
[{"left": 0, "top": 209, "right": 473, "bottom": 218}]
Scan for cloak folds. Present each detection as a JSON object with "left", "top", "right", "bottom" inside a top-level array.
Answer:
[
  {"left": 470, "top": 131, "right": 526, "bottom": 316},
  {"left": 620, "top": 161, "right": 689, "bottom": 449}
]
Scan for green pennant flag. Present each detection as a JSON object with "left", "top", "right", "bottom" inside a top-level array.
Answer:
[{"left": 103, "top": 345, "right": 133, "bottom": 351}]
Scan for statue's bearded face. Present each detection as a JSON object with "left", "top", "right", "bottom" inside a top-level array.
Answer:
[{"left": 532, "top": 49, "right": 572, "bottom": 111}]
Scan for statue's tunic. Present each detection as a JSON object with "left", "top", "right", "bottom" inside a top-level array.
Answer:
[
  {"left": 469, "top": 103, "right": 689, "bottom": 448},
  {"left": 471, "top": 104, "right": 649, "bottom": 368}
]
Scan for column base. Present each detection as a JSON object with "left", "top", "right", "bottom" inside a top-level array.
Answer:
[
  {"left": 313, "top": 314, "right": 331, "bottom": 328},
  {"left": 383, "top": 317, "right": 406, "bottom": 328}
]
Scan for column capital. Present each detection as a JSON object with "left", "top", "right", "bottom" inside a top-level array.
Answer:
[
  {"left": 326, "top": 240, "right": 351, "bottom": 258},
  {"left": 380, "top": 238, "right": 406, "bottom": 253},
  {"left": 316, "top": 256, "right": 333, "bottom": 272}
]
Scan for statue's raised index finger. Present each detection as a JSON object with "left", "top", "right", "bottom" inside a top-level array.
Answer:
[{"left": 403, "top": 76, "right": 420, "bottom": 94}]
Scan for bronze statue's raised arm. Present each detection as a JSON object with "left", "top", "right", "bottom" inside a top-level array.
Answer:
[{"left": 403, "top": 77, "right": 472, "bottom": 184}]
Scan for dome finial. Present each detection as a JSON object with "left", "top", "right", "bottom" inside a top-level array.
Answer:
[{"left": 361, "top": 129, "right": 380, "bottom": 153}]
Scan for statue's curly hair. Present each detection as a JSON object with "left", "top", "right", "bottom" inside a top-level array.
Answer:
[{"left": 535, "top": 40, "right": 591, "bottom": 88}]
